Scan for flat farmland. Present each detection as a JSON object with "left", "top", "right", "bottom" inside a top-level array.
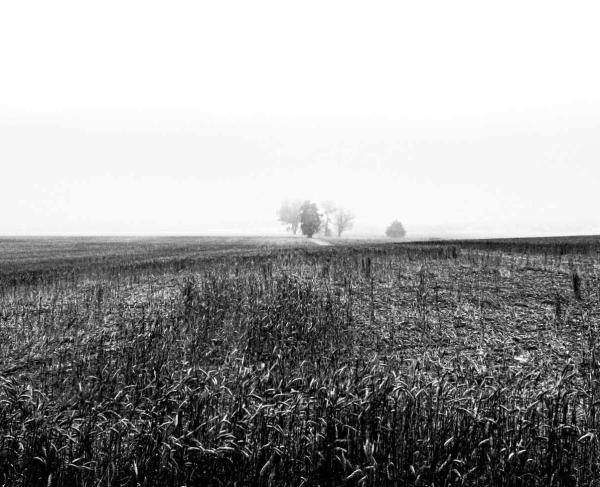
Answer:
[
  {"left": 1, "top": 236, "right": 600, "bottom": 486},
  {"left": 0, "top": 237, "right": 318, "bottom": 279}
]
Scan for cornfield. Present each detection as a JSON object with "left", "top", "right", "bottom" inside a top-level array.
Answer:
[{"left": 0, "top": 236, "right": 599, "bottom": 486}]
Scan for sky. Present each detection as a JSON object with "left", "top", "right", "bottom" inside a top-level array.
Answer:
[{"left": 1, "top": 1, "right": 599, "bottom": 237}]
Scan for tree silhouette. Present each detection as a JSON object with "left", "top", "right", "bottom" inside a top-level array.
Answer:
[
  {"left": 299, "top": 201, "right": 321, "bottom": 238},
  {"left": 320, "top": 200, "right": 337, "bottom": 237},
  {"left": 385, "top": 220, "right": 406, "bottom": 238},
  {"left": 277, "top": 200, "right": 302, "bottom": 235},
  {"left": 334, "top": 208, "right": 355, "bottom": 237}
]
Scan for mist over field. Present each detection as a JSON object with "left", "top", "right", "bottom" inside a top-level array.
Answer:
[
  {"left": 1, "top": 1, "right": 599, "bottom": 238},
  {"left": 3, "top": 112, "right": 599, "bottom": 238}
]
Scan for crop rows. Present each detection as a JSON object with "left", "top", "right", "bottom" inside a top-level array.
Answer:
[{"left": 0, "top": 240, "right": 599, "bottom": 486}]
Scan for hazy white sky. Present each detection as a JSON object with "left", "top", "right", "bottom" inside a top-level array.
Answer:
[{"left": 1, "top": 1, "right": 599, "bottom": 236}]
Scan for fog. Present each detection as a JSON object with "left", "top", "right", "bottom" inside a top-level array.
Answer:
[{"left": 1, "top": 1, "right": 599, "bottom": 237}]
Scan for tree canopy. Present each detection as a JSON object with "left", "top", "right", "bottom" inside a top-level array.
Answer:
[
  {"left": 277, "top": 200, "right": 302, "bottom": 235},
  {"left": 320, "top": 200, "right": 337, "bottom": 237},
  {"left": 334, "top": 208, "right": 355, "bottom": 237},
  {"left": 385, "top": 220, "right": 406, "bottom": 238},
  {"left": 299, "top": 201, "right": 321, "bottom": 238}
]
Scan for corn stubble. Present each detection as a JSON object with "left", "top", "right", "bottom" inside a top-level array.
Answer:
[{"left": 0, "top": 239, "right": 599, "bottom": 486}]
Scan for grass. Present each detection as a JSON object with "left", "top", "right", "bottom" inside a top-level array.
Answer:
[{"left": 0, "top": 236, "right": 599, "bottom": 486}]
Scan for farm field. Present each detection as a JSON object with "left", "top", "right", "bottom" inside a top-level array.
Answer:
[{"left": 1, "top": 236, "right": 600, "bottom": 486}]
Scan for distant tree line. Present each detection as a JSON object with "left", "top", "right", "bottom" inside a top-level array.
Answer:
[
  {"left": 278, "top": 200, "right": 407, "bottom": 239},
  {"left": 277, "top": 200, "right": 355, "bottom": 238}
]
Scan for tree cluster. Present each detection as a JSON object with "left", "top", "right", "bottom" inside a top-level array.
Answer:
[
  {"left": 277, "top": 200, "right": 355, "bottom": 238},
  {"left": 278, "top": 200, "right": 407, "bottom": 239}
]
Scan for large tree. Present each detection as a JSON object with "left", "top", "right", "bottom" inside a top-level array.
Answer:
[
  {"left": 334, "top": 208, "right": 355, "bottom": 237},
  {"left": 277, "top": 199, "right": 302, "bottom": 235},
  {"left": 320, "top": 200, "right": 337, "bottom": 237},
  {"left": 299, "top": 201, "right": 321, "bottom": 238},
  {"left": 385, "top": 220, "right": 406, "bottom": 238}
]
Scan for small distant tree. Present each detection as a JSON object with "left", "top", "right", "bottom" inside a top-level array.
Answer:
[
  {"left": 299, "top": 201, "right": 321, "bottom": 238},
  {"left": 334, "top": 208, "right": 355, "bottom": 237},
  {"left": 386, "top": 220, "right": 406, "bottom": 238},
  {"left": 320, "top": 200, "right": 337, "bottom": 237},
  {"left": 277, "top": 199, "right": 302, "bottom": 235}
]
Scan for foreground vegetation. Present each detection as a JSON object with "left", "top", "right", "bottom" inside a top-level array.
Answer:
[{"left": 0, "top": 236, "right": 599, "bottom": 486}]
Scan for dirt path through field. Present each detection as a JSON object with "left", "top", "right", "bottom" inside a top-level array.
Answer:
[{"left": 311, "top": 238, "right": 333, "bottom": 246}]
